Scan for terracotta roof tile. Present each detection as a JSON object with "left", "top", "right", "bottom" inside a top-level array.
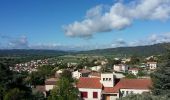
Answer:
[
  {"left": 89, "top": 71, "right": 101, "bottom": 78},
  {"left": 77, "top": 77, "right": 102, "bottom": 89},
  {"left": 104, "top": 79, "right": 152, "bottom": 93},
  {"left": 79, "top": 69, "right": 91, "bottom": 73},
  {"left": 45, "top": 78, "right": 58, "bottom": 85},
  {"left": 35, "top": 85, "right": 45, "bottom": 92},
  {"left": 147, "top": 62, "right": 157, "bottom": 64},
  {"left": 129, "top": 68, "right": 139, "bottom": 71}
]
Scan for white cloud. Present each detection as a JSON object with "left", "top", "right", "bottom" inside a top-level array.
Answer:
[
  {"left": 64, "top": 0, "right": 170, "bottom": 37},
  {"left": 111, "top": 38, "right": 127, "bottom": 47},
  {"left": 8, "top": 36, "right": 29, "bottom": 49},
  {"left": 112, "top": 32, "right": 170, "bottom": 48}
]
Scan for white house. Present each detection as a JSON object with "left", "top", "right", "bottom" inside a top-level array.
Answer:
[
  {"left": 118, "top": 79, "right": 151, "bottom": 97},
  {"left": 77, "top": 73, "right": 151, "bottom": 100},
  {"left": 121, "top": 58, "right": 131, "bottom": 63},
  {"left": 56, "top": 69, "right": 63, "bottom": 74},
  {"left": 113, "top": 64, "right": 128, "bottom": 73},
  {"left": 45, "top": 78, "right": 58, "bottom": 91},
  {"left": 89, "top": 71, "right": 101, "bottom": 78},
  {"left": 90, "top": 66, "right": 102, "bottom": 71},
  {"left": 128, "top": 68, "right": 139, "bottom": 76},
  {"left": 72, "top": 69, "right": 91, "bottom": 79},
  {"left": 147, "top": 62, "right": 157, "bottom": 70},
  {"left": 101, "top": 73, "right": 115, "bottom": 87},
  {"left": 77, "top": 77, "right": 102, "bottom": 100},
  {"left": 113, "top": 72, "right": 125, "bottom": 79}
]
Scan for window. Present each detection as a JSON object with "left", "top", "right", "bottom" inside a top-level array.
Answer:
[
  {"left": 126, "top": 91, "right": 129, "bottom": 95},
  {"left": 109, "top": 78, "right": 111, "bottom": 81},
  {"left": 130, "top": 91, "right": 133, "bottom": 94},
  {"left": 106, "top": 78, "right": 108, "bottom": 81},
  {"left": 103, "top": 78, "right": 105, "bottom": 81},
  {"left": 81, "top": 92, "right": 88, "bottom": 98},
  {"left": 93, "top": 92, "right": 98, "bottom": 98},
  {"left": 121, "top": 91, "right": 124, "bottom": 96}
]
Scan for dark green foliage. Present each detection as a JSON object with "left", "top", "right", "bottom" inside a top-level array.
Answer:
[
  {"left": 0, "top": 63, "right": 13, "bottom": 99},
  {"left": 57, "top": 62, "right": 68, "bottom": 69},
  {"left": 29, "top": 72, "right": 45, "bottom": 86},
  {"left": 4, "top": 88, "right": 25, "bottom": 100},
  {"left": 32, "top": 91, "right": 45, "bottom": 100},
  {"left": 38, "top": 65, "right": 55, "bottom": 78},
  {"left": 0, "top": 63, "right": 33, "bottom": 100},
  {"left": 107, "top": 58, "right": 121, "bottom": 66},
  {"left": 137, "top": 70, "right": 147, "bottom": 77},
  {"left": 78, "top": 43, "right": 168, "bottom": 56},
  {"left": 60, "top": 70, "right": 74, "bottom": 82},
  {"left": 151, "top": 51, "right": 170, "bottom": 96},
  {"left": 0, "top": 49, "right": 67, "bottom": 66},
  {"left": 29, "top": 65, "right": 55, "bottom": 86},
  {"left": 48, "top": 70, "right": 78, "bottom": 100},
  {"left": 127, "top": 55, "right": 140, "bottom": 65},
  {"left": 118, "top": 93, "right": 169, "bottom": 100},
  {"left": 0, "top": 49, "right": 67, "bottom": 57},
  {"left": 124, "top": 73, "right": 137, "bottom": 79}
]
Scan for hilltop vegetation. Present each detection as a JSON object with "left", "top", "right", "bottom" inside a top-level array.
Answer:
[
  {"left": 78, "top": 43, "right": 170, "bottom": 57},
  {"left": 0, "top": 43, "right": 169, "bottom": 66},
  {"left": 0, "top": 43, "right": 169, "bottom": 58},
  {"left": 0, "top": 49, "right": 67, "bottom": 57}
]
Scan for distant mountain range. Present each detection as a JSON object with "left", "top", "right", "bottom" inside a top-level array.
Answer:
[
  {"left": 0, "top": 43, "right": 169, "bottom": 57},
  {"left": 78, "top": 43, "right": 170, "bottom": 56},
  {"left": 0, "top": 49, "right": 68, "bottom": 57}
]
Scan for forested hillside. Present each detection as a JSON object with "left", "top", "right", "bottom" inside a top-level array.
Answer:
[{"left": 78, "top": 43, "right": 170, "bottom": 56}]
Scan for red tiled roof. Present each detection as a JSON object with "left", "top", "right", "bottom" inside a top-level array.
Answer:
[
  {"left": 77, "top": 77, "right": 102, "bottom": 89},
  {"left": 129, "top": 68, "right": 139, "bottom": 71},
  {"left": 45, "top": 78, "right": 58, "bottom": 85},
  {"left": 35, "top": 85, "right": 45, "bottom": 92},
  {"left": 147, "top": 62, "right": 157, "bottom": 64},
  {"left": 104, "top": 79, "right": 152, "bottom": 93},
  {"left": 90, "top": 71, "right": 101, "bottom": 78},
  {"left": 79, "top": 69, "right": 91, "bottom": 73}
]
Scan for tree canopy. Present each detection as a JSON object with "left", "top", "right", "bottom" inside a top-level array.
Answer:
[{"left": 48, "top": 70, "right": 78, "bottom": 100}]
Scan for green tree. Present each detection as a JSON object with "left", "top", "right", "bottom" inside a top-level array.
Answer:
[
  {"left": 38, "top": 65, "right": 55, "bottom": 78},
  {"left": 125, "top": 73, "right": 137, "bottom": 79},
  {"left": 29, "top": 65, "right": 55, "bottom": 86},
  {"left": 29, "top": 72, "right": 45, "bottom": 87},
  {"left": 0, "top": 63, "right": 33, "bottom": 100},
  {"left": 128, "top": 56, "right": 140, "bottom": 65},
  {"left": 118, "top": 93, "right": 169, "bottom": 100},
  {"left": 4, "top": 88, "right": 25, "bottom": 100},
  {"left": 60, "top": 70, "right": 74, "bottom": 82},
  {"left": 151, "top": 51, "right": 170, "bottom": 97},
  {"left": 48, "top": 70, "right": 78, "bottom": 100},
  {"left": 0, "top": 63, "right": 13, "bottom": 99},
  {"left": 137, "top": 70, "right": 147, "bottom": 77},
  {"left": 32, "top": 91, "right": 45, "bottom": 100}
]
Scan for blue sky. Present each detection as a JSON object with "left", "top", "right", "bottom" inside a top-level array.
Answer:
[{"left": 0, "top": 0, "right": 170, "bottom": 50}]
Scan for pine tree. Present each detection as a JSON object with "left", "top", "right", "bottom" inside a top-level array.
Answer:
[{"left": 151, "top": 50, "right": 170, "bottom": 97}]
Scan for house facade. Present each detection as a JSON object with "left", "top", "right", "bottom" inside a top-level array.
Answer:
[
  {"left": 77, "top": 77, "right": 102, "bottom": 100},
  {"left": 77, "top": 73, "right": 152, "bottom": 100},
  {"left": 128, "top": 68, "right": 139, "bottom": 76},
  {"left": 72, "top": 69, "right": 91, "bottom": 79},
  {"left": 113, "top": 64, "right": 128, "bottom": 73},
  {"left": 147, "top": 62, "right": 157, "bottom": 70},
  {"left": 45, "top": 78, "right": 58, "bottom": 91}
]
